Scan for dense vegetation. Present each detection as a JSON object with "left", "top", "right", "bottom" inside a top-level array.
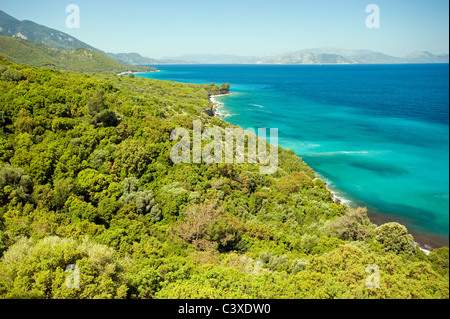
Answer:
[
  {"left": 0, "top": 36, "right": 156, "bottom": 74},
  {"left": 0, "top": 56, "right": 448, "bottom": 299}
]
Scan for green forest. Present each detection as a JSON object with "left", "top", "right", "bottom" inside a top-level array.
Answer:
[
  {"left": 0, "top": 36, "right": 156, "bottom": 74},
  {"left": 0, "top": 56, "right": 448, "bottom": 299}
]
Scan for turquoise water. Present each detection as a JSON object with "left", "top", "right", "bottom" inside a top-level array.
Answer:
[{"left": 137, "top": 64, "right": 449, "bottom": 248}]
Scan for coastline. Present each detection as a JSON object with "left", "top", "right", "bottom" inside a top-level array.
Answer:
[
  {"left": 210, "top": 93, "right": 231, "bottom": 117},
  {"left": 117, "top": 69, "right": 160, "bottom": 76},
  {"left": 319, "top": 174, "right": 437, "bottom": 254},
  {"left": 212, "top": 95, "right": 442, "bottom": 254}
]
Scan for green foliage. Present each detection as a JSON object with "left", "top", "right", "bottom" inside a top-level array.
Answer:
[
  {"left": 0, "top": 35, "right": 157, "bottom": 74},
  {"left": 0, "top": 57, "right": 447, "bottom": 299},
  {"left": 0, "top": 165, "right": 33, "bottom": 204},
  {"left": 114, "top": 139, "right": 151, "bottom": 178},
  {"left": 326, "top": 207, "right": 373, "bottom": 241},
  {"left": 120, "top": 177, "right": 162, "bottom": 222},
  {"left": 375, "top": 222, "right": 416, "bottom": 255},
  {"left": 202, "top": 82, "right": 230, "bottom": 96},
  {"left": 1, "top": 67, "right": 24, "bottom": 82},
  {"left": 0, "top": 236, "right": 127, "bottom": 298},
  {"left": 428, "top": 247, "right": 449, "bottom": 278}
]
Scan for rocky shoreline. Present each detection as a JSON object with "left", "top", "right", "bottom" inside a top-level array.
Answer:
[{"left": 210, "top": 93, "right": 231, "bottom": 118}]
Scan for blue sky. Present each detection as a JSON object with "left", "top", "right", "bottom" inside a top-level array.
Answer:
[{"left": 1, "top": 0, "right": 448, "bottom": 58}]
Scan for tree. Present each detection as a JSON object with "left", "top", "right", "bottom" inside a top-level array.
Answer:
[
  {"left": 375, "top": 222, "right": 415, "bottom": 254},
  {"left": 93, "top": 110, "right": 122, "bottom": 127},
  {"left": 1, "top": 68, "right": 24, "bottom": 82},
  {"left": 120, "top": 177, "right": 162, "bottom": 222},
  {"left": 114, "top": 139, "right": 150, "bottom": 178},
  {"left": 327, "top": 207, "right": 372, "bottom": 241},
  {"left": 14, "top": 109, "right": 36, "bottom": 133},
  {"left": 0, "top": 236, "right": 128, "bottom": 299},
  {"left": 85, "top": 89, "right": 106, "bottom": 116},
  {"left": 0, "top": 165, "right": 33, "bottom": 204},
  {"left": 428, "top": 247, "right": 449, "bottom": 278}
]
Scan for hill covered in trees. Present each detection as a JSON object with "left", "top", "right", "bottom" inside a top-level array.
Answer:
[
  {"left": 0, "top": 56, "right": 448, "bottom": 299},
  {"left": 0, "top": 9, "right": 100, "bottom": 53},
  {"left": 0, "top": 36, "right": 156, "bottom": 74}
]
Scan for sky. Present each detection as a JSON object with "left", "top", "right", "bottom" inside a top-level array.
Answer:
[{"left": 0, "top": 0, "right": 448, "bottom": 59}]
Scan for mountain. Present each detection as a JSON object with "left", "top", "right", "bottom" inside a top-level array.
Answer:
[
  {"left": 162, "top": 54, "right": 262, "bottom": 64},
  {"left": 259, "top": 49, "right": 449, "bottom": 65},
  {"left": 260, "top": 53, "right": 352, "bottom": 65},
  {"left": 0, "top": 36, "right": 155, "bottom": 73},
  {"left": 403, "top": 51, "right": 449, "bottom": 63},
  {"left": 2, "top": 10, "right": 447, "bottom": 66},
  {"left": 165, "top": 48, "right": 449, "bottom": 65},
  {"left": 347, "top": 52, "right": 404, "bottom": 64},
  {"left": 107, "top": 52, "right": 160, "bottom": 65},
  {"left": 284, "top": 47, "right": 374, "bottom": 57},
  {"left": 0, "top": 10, "right": 101, "bottom": 53}
]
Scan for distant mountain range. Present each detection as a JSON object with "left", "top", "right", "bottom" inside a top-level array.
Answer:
[
  {"left": 0, "top": 10, "right": 448, "bottom": 68},
  {"left": 106, "top": 52, "right": 160, "bottom": 65},
  {"left": 163, "top": 50, "right": 449, "bottom": 65}
]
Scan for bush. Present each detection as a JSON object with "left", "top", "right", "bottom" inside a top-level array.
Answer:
[
  {"left": 1, "top": 68, "right": 24, "bottom": 82},
  {"left": 428, "top": 247, "right": 449, "bottom": 277},
  {"left": 93, "top": 110, "right": 122, "bottom": 127},
  {"left": 375, "top": 222, "right": 415, "bottom": 254},
  {"left": 0, "top": 236, "right": 128, "bottom": 299},
  {"left": 120, "top": 177, "right": 162, "bottom": 222},
  {"left": 0, "top": 165, "right": 33, "bottom": 203},
  {"left": 290, "top": 259, "right": 308, "bottom": 274},
  {"left": 327, "top": 207, "right": 372, "bottom": 241}
]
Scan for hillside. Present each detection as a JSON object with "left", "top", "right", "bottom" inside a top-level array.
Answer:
[
  {"left": 0, "top": 10, "right": 101, "bottom": 53},
  {"left": 0, "top": 57, "right": 448, "bottom": 299},
  {"left": 0, "top": 36, "right": 156, "bottom": 73}
]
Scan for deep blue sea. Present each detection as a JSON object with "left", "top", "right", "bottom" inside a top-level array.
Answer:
[{"left": 137, "top": 64, "right": 449, "bottom": 249}]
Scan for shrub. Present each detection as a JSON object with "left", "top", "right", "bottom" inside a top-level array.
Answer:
[
  {"left": 428, "top": 247, "right": 449, "bottom": 278},
  {"left": 327, "top": 207, "right": 373, "bottom": 241},
  {"left": 1, "top": 68, "right": 24, "bottom": 82},
  {"left": 120, "top": 177, "right": 161, "bottom": 222},
  {"left": 375, "top": 222, "right": 415, "bottom": 254}
]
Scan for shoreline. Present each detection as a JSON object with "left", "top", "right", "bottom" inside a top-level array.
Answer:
[
  {"left": 117, "top": 69, "right": 160, "bottom": 76},
  {"left": 321, "top": 178, "right": 446, "bottom": 254},
  {"left": 210, "top": 93, "right": 232, "bottom": 118},
  {"left": 212, "top": 95, "right": 445, "bottom": 254},
  {"left": 319, "top": 174, "right": 442, "bottom": 254}
]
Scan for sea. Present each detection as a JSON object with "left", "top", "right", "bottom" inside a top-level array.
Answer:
[{"left": 136, "top": 64, "right": 449, "bottom": 249}]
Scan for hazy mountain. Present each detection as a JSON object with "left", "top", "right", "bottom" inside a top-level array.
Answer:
[
  {"left": 156, "top": 59, "right": 199, "bottom": 64},
  {"left": 0, "top": 36, "right": 155, "bottom": 73},
  {"left": 162, "top": 54, "right": 263, "bottom": 64},
  {"left": 107, "top": 53, "right": 196, "bottom": 65},
  {"left": 346, "top": 52, "right": 404, "bottom": 64},
  {"left": 167, "top": 48, "right": 449, "bottom": 65},
  {"left": 107, "top": 52, "right": 160, "bottom": 65},
  {"left": 0, "top": 10, "right": 101, "bottom": 53},
  {"left": 284, "top": 47, "right": 374, "bottom": 57},
  {"left": 261, "top": 53, "right": 352, "bottom": 64},
  {"left": 259, "top": 49, "right": 449, "bottom": 65},
  {"left": 403, "top": 51, "right": 449, "bottom": 63},
  {"left": 1, "top": 10, "right": 447, "bottom": 66}
]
